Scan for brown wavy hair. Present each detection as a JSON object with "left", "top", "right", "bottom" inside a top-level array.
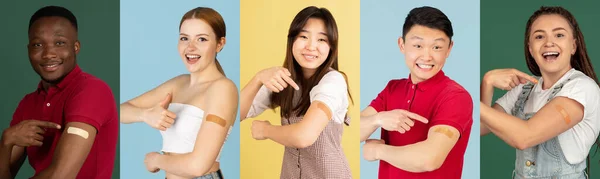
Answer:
[
  {"left": 179, "top": 7, "right": 226, "bottom": 76},
  {"left": 270, "top": 6, "right": 353, "bottom": 120}
]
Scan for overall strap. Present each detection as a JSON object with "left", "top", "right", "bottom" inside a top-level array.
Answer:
[{"left": 511, "top": 82, "right": 536, "bottom": 116}]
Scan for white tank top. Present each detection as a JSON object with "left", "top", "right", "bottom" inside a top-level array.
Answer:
[{"left": 159, "top": 103, "right": 229, "bottom": 162}]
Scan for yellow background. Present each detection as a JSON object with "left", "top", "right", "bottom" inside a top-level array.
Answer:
[{"left": 240, "top": 0, "right": 360, "bottom": 178}]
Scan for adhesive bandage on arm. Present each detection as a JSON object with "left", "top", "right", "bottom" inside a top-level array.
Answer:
[
  {"left": 67, "top": 127, "right": 89, "bottom": 139},
  {"left": 315, "top": 102, "right": 333, "bottom": 120},
  {"left": 206, "top": 114, "right": 227, "bottom": 127},
  {"left": 434, "top": 127, "right": 455, "bottom": 139},
  {"left": 555, "top": 105, "right": 571, "bottom": 124}
]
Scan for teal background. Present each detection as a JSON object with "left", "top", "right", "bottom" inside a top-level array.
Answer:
[
  {"left": 360, "top": 0, "right": 480, "bottom": 178},
  {"left": 119, "top": 0, "right": 240, "bottom": 178},
  {"left": 0, "top": 0, "right": 120, "bottom": 179},
  {"left": 481, "top": 1, "right": 600, "bottom": 178}
]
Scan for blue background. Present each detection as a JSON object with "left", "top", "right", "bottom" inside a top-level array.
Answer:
[
  {"left": 360, "top": 1, "right": 480, "bottom": 178},
  {"left": 119, "top": 0, "right": 240, "bottom": 178}
]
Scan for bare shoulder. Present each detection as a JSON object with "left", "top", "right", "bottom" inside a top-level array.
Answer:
[
  {"left": 185, "top": 77, "right": 238, "bottom": 108},
  {"left": 169, "top": 74, "right": 190, "bottom": 85},
  {"left": 203, "top": 77, "right": 239, "bottom": 120},
  {"left": 207, "top": 77, "right": 238, "bottom": 98}
]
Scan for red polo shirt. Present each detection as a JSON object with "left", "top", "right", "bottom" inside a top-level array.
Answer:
[
  {"left": 369, "top": 71, "right": 473, "bottom": 179},
  {"left": 10, "top": 65, "right": 118, "bottom": 179}
]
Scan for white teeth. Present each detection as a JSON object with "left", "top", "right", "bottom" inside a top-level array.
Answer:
[
  {"left": 304, "top": 55, "right": 316, "bottom": 59},
  {"left": 417, "top": 64, "right": 433, "bottom": 69},
  {"left": 542, "top": 52, "right": 559, "bottom": 57},
  {"left": 186, "top": 54, "right": 200, "bottom": 58},
  {"left": 44, "top": 64, "right": 58, "bottom": 68}
]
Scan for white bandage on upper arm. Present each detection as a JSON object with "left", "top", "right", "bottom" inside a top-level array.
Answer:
[{"left": 67, "top": 127, "right": 89, "bottom": 139}]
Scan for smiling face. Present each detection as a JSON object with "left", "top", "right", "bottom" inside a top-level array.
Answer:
[
  {"left": 399, "top": 25, "right": 453, "bottom": 84},
  {"left": 178, "top": 19, "right": 224, "bottom": 73},
  {"left": 528, "top": 14, "right": 576, "bottom": 76},
  {"left": 292, "top": 18, "right": 331, "bottom": 77},
  {"left": 28, "top": 16, "right": 79, "bottom": 84}
]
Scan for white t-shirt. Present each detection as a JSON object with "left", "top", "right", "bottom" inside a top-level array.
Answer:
[
  {"left": 496, "top": 68, "right": 600, "bottom": 164},
  {"left": 246, "top": 70, "right": 349, "bottom": 124}
]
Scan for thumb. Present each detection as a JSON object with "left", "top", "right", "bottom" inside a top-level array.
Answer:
[{"left": 159, "top": 93, "right": 173, "bottom": 109}]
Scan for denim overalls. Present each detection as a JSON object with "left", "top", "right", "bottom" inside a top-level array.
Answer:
[{"left": 511, "top": 78, "right": 587, "bottom": 179}]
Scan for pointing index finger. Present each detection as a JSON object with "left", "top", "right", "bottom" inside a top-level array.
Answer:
[
  {"left": 32, "top": 121, "right": 61, "bottom": 129},
  {"left": 513, "top": 70, "right": 538, "bottom": 83},
  {"left": 400, "top": 111, "right": 429, "bottom": 124},
  {"left": 281, "top": 72, "right": 299, "bottom": 90}
]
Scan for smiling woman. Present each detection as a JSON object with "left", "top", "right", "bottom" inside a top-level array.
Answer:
[
  {"left": 120, "top": 6, "right": 239, "bottom": 179},
  {"left": 480, "top": 6, "right": 600, "bottom": 179},
  {"left": 239, "top": 5, "right": 356, "bottom": 179},
  {"left": 119, "top": 1, "right": 242, "bottom": 178}
]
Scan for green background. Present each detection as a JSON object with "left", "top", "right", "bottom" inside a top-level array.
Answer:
[
  {"left": 481, "top": 1, "right": 600, "bottom": 178},
  {"left": 0, "top": 0, "right": 120, "bottom": 178}
]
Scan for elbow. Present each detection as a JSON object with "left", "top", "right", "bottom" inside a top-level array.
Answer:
[
  {"left": 294, "top": 135, "right": 318, "bottom": 149},
  {"left": 186, "top": 153, "right": 215, "bottom": 177},
  {"left": 511, "top": 132, "right": 534, "bottom": 150},
  {"left": 188, "top": 161, "right": 213, "bottom": 177},
  {"left": 420, "top": 155, "right": 444, "bottom": 172},
  {"left": 514, "top": 138, "right": 532, "bottom": 151}
]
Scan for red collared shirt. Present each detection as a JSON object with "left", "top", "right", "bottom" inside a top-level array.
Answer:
[
  {"left": 10, "top": 65, "right": 118, "bottom": 179},
  {"left": 369, "top": 71, "right": 473, "bottom": 179}
]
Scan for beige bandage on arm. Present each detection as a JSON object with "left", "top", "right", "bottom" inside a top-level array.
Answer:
[
  {"left": 315, "top": 102, "right": 333, "bottom": 120},
  {"left": 206, "top": 114, "right": 227, "bottom": 127},
  {"left": 555, "top": 105, "right": 571, "bottom": 124},
  {"left": 67, "top": 127, "right": 89, "bottom": 139},
  {"left": 434, "top": 127, "right": 454, "bottom": 139}
]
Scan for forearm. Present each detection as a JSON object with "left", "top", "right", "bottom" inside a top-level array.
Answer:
[
  {"left": 480, "top": 104, "right": 531, "bottom": 149},
  {"left": 265, "top": 123, "right": 318, "bottom": 148},
  {"left": 482, "top": 105, "right": 507, "bottom": 136},
  {"left": 156, "top": 153, "right": 213, "bottom": 178},
  {"left": 376, "top": 141, "right": 442, "bottom": 172},
  {"left": 0, "top": 139, "right": 14, "bottom": 179},
  {"left": 480, "top": 78, "right": 494, "bottom": 106},
  {"left": 480, "top": 122, "right": 491, "bottom": 136},
  {"left": 240, "top": 76, "right": 263, "bottom": 120},
  {"left": 360, "top": 114, "right": 379, "bottom": 142},
  {"left": 120, "top": 102, "right": 146, "bottom": 123}
]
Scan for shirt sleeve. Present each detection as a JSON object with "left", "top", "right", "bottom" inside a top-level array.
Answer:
[
  {"left": 429, "top": 89, "right": 473, "bottom": 137},
  {"left": 369, "top": 80, "right": 396, "bottom": 112},
  {"left": 495, "top": 84, "right": 524, "bottom": 115},
  {"left": 554, "top": 75, "right": 600, "bottom": 163},
  {"left": 246, "top": 85, "right": 273, "bottom": 118},
  {"left": 309, "top": 71, "right": 349, "bottom": 124},
  {"left": 64, "top": 79, "right": 116, "bottom": 131},
  {"left": 555, "top": 76, "right": 599, "bottom": 116}
]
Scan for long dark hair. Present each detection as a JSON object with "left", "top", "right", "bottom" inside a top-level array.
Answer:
[
  {"left": 270, "top": 6, "right": 353, "bottom": 119},
  {"left": 525, "top": 6, "right": 600, "bottom": 169},
  {"left": 179, "top": 7, "right": 226, "bottom": 76}
]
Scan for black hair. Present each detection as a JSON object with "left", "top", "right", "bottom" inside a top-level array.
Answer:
[
  {"left": 402, "top": 6, "right": 453, "bottom": 41},
  {"left": 29, "top": 6, "right": 78, "bottom": 32}
]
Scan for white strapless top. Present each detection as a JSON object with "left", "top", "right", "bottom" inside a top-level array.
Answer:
[{"left": 159, "top": 103, "right": 229, "bottom": 162}]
